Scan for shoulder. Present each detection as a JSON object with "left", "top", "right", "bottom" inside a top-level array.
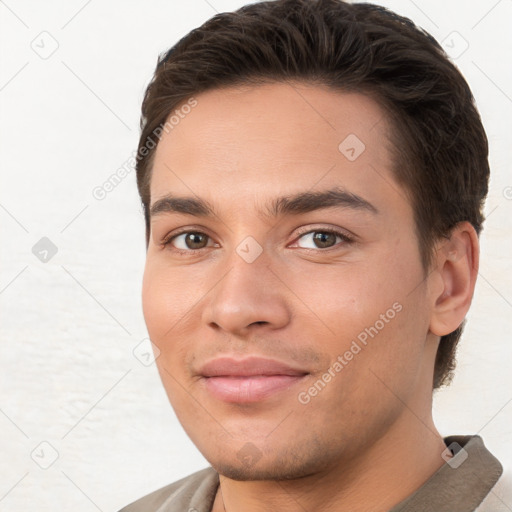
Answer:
[
  {"left": 117, "top": 466, "right": 219, "bottom": 512},
  {"left": 475, "top": 462, "right": 512, "bottom": 512}
]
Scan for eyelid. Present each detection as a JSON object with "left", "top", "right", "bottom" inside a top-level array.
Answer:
[{"left": 293, "top": 224, "right": 354, "bottom": 239}]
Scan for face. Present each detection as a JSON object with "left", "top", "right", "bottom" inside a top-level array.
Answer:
[{"left": 142, "top": 82, "right": 435, "bottom": 480}]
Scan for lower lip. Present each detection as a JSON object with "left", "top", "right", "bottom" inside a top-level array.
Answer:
[{"left": 202, "top": 375, "right": 307, "bottom": 403}]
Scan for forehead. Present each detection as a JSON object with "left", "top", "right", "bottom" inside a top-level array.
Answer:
[{"left": 150, "top": 82, "right": 405, "bottom": 218}]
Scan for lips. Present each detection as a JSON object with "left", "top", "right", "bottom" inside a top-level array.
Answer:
[
  {"left": 199, "top": 356, "right": 308, "bottom": 377},
  {"left": 198, "top": 356, "right": 309, "bottom": 403}
]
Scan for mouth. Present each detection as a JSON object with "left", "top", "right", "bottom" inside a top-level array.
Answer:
[{"left": 198, "top": 356, "right": 309, "bottom": 403}]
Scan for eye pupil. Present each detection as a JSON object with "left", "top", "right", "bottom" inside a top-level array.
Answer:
[
  {"left": 186, "top": 232, "right": 207, "bottom": 249},
  {"left": 313, "top": 232, "right": 336, "bottom": 248}
]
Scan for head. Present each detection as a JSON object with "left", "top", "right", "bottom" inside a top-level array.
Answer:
[{"left": 136, "top": 0, "right": 488, "bottom": 480}]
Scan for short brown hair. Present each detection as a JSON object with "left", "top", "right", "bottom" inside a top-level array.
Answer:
[{"left": 134, "top": 0, "right": 490, "bottom": 389}]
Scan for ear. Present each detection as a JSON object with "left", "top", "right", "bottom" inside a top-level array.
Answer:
[{"left": 428, "top": 221, "right": 480, "bottom": 337}]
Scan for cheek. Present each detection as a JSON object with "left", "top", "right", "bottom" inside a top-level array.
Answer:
[
  {"left": 142, "top": 256, "right": 211, "bottom": 381},
  {"left": 142, "top": 261, "right": 196, "bottom": 402},
  {"left": 287, "top": 261, "right": 403, "bottom": 338},
  {"left": 141, "top": 258, "right": 187, "bottom": 342},
  {"left": 290, "top": 242, "right": 427, "bottom": 366},
  {"left": 293, "top": 265, "right": 427, "bottom": 424},
  {"left": 141, "top": 262, "right": 166, "bottom": 339}
]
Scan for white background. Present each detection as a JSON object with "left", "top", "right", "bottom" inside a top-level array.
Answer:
[{"left": 1, "top": 0, "right": 511, "bottom": 511}]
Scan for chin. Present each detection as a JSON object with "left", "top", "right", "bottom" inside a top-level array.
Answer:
[{"left": 207, "top": 450, "right": 326, "bottom": 482}]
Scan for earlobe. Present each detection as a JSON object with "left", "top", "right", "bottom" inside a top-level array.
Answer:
[{"left": 429, "top": 222, "right": 479, "bottom": 337}]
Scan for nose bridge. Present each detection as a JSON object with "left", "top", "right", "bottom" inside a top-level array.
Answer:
[
  {"left": 202, "top": 239, "right": 290, "bottom": 333},
  {"left": 226, "top": 239, "right": 271, "bottom": 295}
]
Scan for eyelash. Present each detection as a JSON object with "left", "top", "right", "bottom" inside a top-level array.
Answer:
[{"left": 160, "top": 226, "right": 354, "bottom": 255}]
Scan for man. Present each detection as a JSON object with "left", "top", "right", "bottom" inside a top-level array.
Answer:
[{"left": 119, "top": 0, "right": 504, "bottom": 510}]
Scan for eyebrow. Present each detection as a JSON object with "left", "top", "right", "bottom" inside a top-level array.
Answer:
[{"left": 149, "top": 186, "right": 379, "bottom": 220}]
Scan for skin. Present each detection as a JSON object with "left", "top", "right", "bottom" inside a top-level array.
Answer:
[{"left": 142, "top": 82, "right": 479, "bottom": 512}]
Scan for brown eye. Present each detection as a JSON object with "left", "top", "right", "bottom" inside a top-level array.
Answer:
[
  {"left": 295, "top": 229, "right": 351, "bottom": 250},
  {"left": 183, "top": 232, "right": 208, "bottom": 249},
  {"left": 312, "top": 232, "right": 337, "bottom": 249},
  {"left": 164, "top": 231, "right": 211, "bottom": 251}
]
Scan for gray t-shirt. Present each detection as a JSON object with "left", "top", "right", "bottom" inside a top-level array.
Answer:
[{"left": 118, "top": 435, "right": 502, "bottom": 512}]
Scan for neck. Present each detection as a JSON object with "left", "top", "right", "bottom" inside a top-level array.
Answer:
[{"left": 213, "top": 403, "right": 447, "bottom": 512}]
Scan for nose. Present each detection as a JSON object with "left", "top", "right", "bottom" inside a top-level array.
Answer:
[{"left": 201, "top": 248, "right": 291, "bottom": 336}]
